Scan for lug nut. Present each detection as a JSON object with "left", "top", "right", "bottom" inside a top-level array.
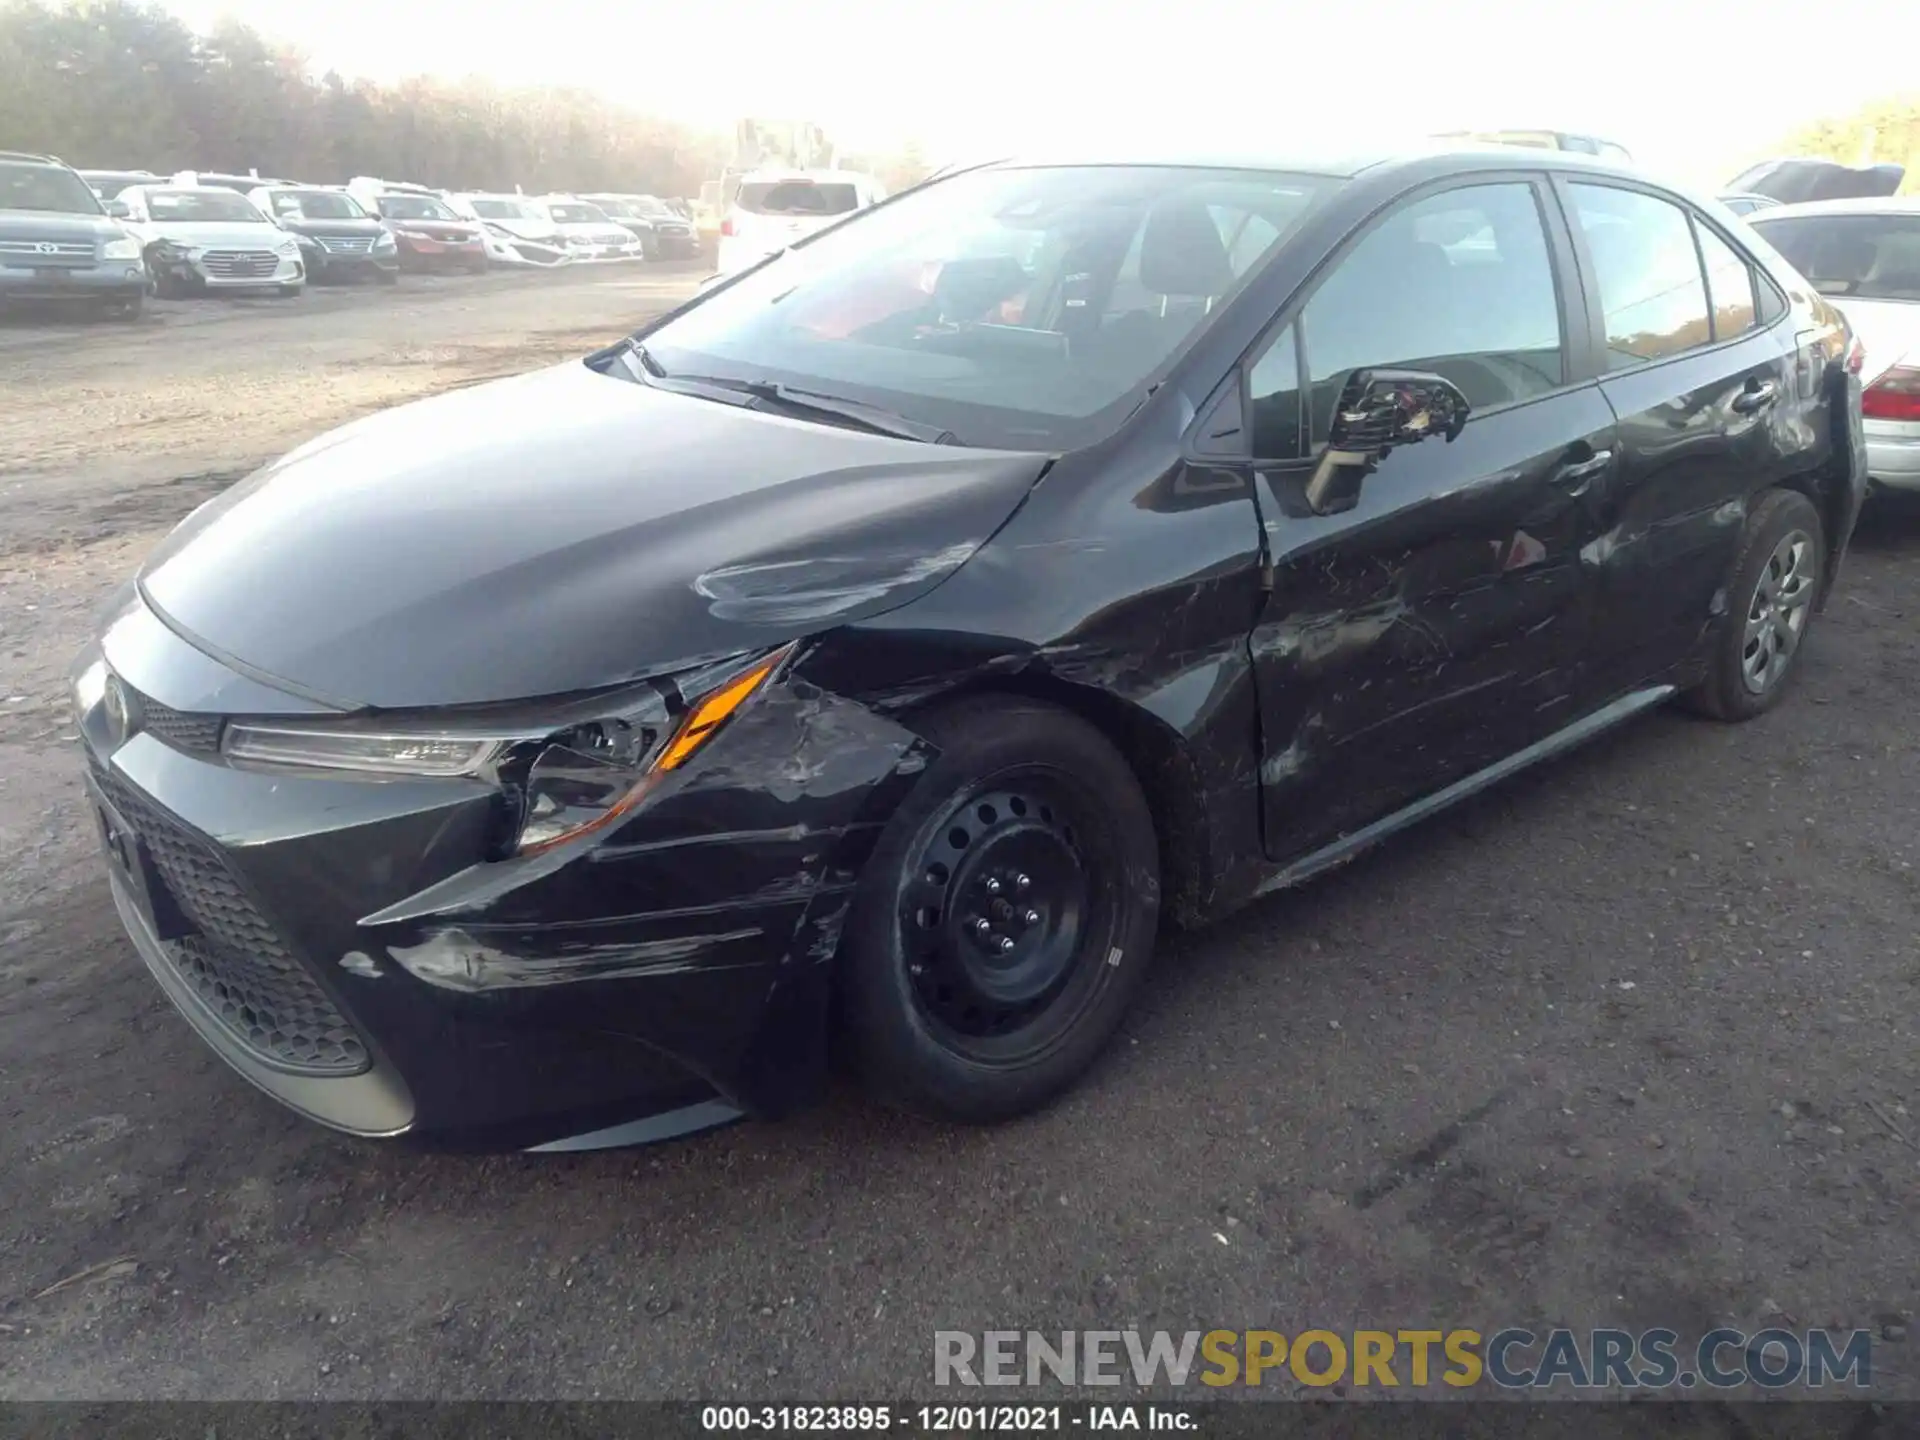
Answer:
[
  {"left": 998, "top": 936, "right": 1016, "bottom": 953},
  {"left": 984, "top": 876, "right": 1002, "bottom": 895},
  {"left": 1014, "top": 873, "right": 1031, "bottom": 892},
  {"left": 1023, "top": 908, "right": 1040, "bottom": 926},
  {"left": 972, "top": 918, "right": 991, "bottom": 938}
]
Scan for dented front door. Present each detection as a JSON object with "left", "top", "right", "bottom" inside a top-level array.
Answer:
[{"left": 1250, "top": 386, "right": 1618, "bottom": 862}]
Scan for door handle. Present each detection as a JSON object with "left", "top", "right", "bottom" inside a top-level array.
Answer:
[
  {"left": 1732, "top": 379, "right": 1778, "bottom": 414},
  {"left": 1552, "top": 447, "right": 1613, "bottom": 494}
]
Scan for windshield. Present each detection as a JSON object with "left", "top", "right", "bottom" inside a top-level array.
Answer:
[
  {"left": 468, "top": 197, "right": 533, "bottom": 220},
  {"left": 587, "top": 197, "right": 638, "bottom": 218},
  {"left": 145, "top": 189, "right": 265, "bottom": 222},
  {"left": 0, "top": 162, "right": 105, "bottom": 215},
  {"left": 641, "top": 163, "right": 1334, "bottom": 449},
  {"left": 378, "top": 194, "right": 458, "bottom": 221},
  {"left": 549, "top": 202, "right": 611, "bottom": 225},
  {"left": 1751, "top": 212, "right": 1920, "bottom": 302},
  {"left": 739, "top": 180, "right": 861, "bottom": 217},
  {"left": 635, "top": 196, "right": 675, "bottom": 217},
  {"left": 268, "top": 189, "right": 365, "bottom": 220}
]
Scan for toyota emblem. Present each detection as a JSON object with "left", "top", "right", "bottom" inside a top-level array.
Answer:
[
  {"left": 36, "top": 241, "right": 58, "bottom": 254},
  {"left": 102, "top": 673, "right": 141, "bottom": 747}
]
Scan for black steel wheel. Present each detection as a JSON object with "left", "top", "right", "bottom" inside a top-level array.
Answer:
[{"left": 840, "top": 695, "right": 1160, "bottom": 1122}]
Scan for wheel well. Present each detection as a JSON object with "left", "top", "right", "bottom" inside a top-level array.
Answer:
[{"left": 900, "top": 676, "right": 1217, "bottom": 928}]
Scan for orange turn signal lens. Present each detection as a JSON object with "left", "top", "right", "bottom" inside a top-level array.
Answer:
[{"left": 657, "top": 646, "right": 791, "bottom": 772}]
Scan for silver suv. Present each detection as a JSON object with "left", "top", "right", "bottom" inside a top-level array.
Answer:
[{"left": 0, "top": 151, "right": 147, "bottom": 319}]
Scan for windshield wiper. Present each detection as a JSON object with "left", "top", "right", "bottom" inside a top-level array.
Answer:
[{"left": 718, "top": 378, "right": 956, "bottom": 445}]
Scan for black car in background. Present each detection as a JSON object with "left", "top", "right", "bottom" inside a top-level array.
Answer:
[
  {"left": 581, "top": 192, "right": 700, "bottom": 259},
  {"left": 74, "top": 147, "right": 1866, "bottom": 1152},
  {"left": 248, "top": 185, "right": 400, "bottom": 284},
  {"left": 0, "top": 151, "right": 148, "bottom": 318}
]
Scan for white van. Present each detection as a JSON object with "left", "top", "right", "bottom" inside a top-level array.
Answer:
[{"left": 716, "top": 169, "right": 885, "bottom": 276}]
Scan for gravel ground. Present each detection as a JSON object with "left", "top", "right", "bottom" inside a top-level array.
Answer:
[{"left": 0, "top": 267, "right": 1914, "bottom": 1403}]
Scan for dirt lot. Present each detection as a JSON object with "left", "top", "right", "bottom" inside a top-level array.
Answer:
[{"left": 0, "top": 266, "right": 1915, "bottom": 1403}]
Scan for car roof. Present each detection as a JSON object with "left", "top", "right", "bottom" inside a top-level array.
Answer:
[
  {"left": 1746, "top": 195, "right": 1920, "bottom": 221},
  {"left": 971, "top": 141, "right": 1653, "bottom": 182}
]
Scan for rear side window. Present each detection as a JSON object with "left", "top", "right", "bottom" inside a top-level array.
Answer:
[
  {"left": 1696, "top": 223, "right": 1758, "bottom": 339},
  {"left": 1568, "top": 184, "right": 1711, "bottom": 368},
  {"left": 1299, "top": 181, "right": 1566, "bottom": 442},
  {"left": 1749, "top": 213, "right": 1920, "bottom": 303},
  {"left": 738, "top": 181, "right": 860, "bottom": 216}
]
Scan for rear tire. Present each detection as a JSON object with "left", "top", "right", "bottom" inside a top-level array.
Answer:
[
  {"left": 1680, "top": 488, "right": 1825, "bottom": 722},
  {"left": 839, "top": 696, "right": 1160, "bottom": 1123}
]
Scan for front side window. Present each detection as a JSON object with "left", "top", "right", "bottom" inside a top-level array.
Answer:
[
  {"left": 1748, "top": 212, "right": 1920, "bottom": 303},
  {"left": 1299, "top": 181, "right": 1566, "bottom": 443},
  {"left": 1696, "top": 222, "right": 1758, "bottom": 339},
  {"left": 641, "top": 164, "right": 1336, "bottom": 449},
  {"left": 1569, "top": 183, "right": 1712, "bottom": 368}
]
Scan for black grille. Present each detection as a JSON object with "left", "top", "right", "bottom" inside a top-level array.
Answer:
[
  {"left": 94, "top": 764, "right": 369, "bottom": 1076},
  {"left": 136, "top": 693, "right": 223, "bottom": 753}
]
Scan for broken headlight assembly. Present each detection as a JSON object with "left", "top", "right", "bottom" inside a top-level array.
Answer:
[{"left": 221, "top": 643, "right": 794, "bottom": 856}]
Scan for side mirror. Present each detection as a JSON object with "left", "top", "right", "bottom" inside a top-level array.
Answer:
[
  {"left": 104, "top": 199, "right": 130, "bottom": 219},
  {"left": 1306, "top": 368, "right": 1471, "bottom": 516}
]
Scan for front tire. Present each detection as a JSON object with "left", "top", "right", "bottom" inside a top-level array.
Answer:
[
  {"left": 1681, "top": 487, "right": 1825, "bottom": 721},
  {"left": 840, "top": 696, "right": 1160, "bottom": 1123}
]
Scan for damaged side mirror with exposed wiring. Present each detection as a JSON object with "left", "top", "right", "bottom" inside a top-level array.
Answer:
[{"left": 1305, "top": 368, "right": 1471, "bottom": 516}]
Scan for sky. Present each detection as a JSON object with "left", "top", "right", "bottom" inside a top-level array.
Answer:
[{"left": 163, "top": 0, "right": 1916, "bottom": 187}]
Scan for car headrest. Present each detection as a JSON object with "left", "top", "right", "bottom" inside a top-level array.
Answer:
[{"left": 1139, "top": 202, "right": 1232, "bottom": 299}]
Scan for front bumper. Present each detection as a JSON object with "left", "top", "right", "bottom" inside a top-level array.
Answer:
[
  {"left": 1865, "top": 418, "right": 1920, "bottom": 492},
  {"left": 302, "top": 244, "right": 401, "bottom": 281},
  {"left": 74, "top": 596, "right": 924, "bottom": 1150},
  {"left": 0, "top": 261, "right": 146, "bottom": 301},
  {"left": 394, "top": 235, "right": 486, "bottom": 267}
]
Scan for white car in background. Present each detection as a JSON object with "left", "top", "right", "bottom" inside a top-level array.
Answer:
[
  {"left": 1749, "top": 193, "right": 1920, "bottom": 493},
  {"left": 716, "top": 169, "right": 885, "bottom": 276},
  {"left": 445, "top": 193, "right": 571, "bottom": 267},
  {"left": 533, "top": 197, "right": 645, "bottom": 261},
  {"left": 116, "top": 183, "right": 304, "bottom": 297}
]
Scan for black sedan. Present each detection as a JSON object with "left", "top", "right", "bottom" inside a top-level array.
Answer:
[
  {"left": 73, "top": 148, "right": 1867, "bottom": 1152},
  {"left": 248, "top": 186, "right": 400, "bottom": 284}
]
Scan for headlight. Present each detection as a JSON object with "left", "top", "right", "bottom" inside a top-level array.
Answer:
[
  {"left": 221, "top": 644, "right": 794, "bottom": 856},
  {"left": 101, "top": 237, "right": 141, "bottom": 261},
  {"left": 374, "top": 231, "right": 397, "bottom": 250},
  {"left": 276, "top": 239, "right": 300, "bottom": 257}
]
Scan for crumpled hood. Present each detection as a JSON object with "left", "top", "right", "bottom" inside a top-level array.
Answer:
[
  {"left": 137, "top": 360, "right": 1049, "bottom": 710},
  {"left": 139, "top": 219, "right": 287, "bottom": 249}
]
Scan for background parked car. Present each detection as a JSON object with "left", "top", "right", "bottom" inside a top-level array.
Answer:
[
  {"left": 532, "top": 196, "right": 645, "bottom": 261},
  {"left": 445, "top": 193, "right": 571, "bottom": 267},
  {"left": 117, "top": 182, "right": 303, "bottom": 298},
  {"left": 0, "top": 150, "right": 147, "bottom": 319},
  {"left": 579, "top": 193, "right": 699, "bottom": 259},
  {"left": 1719, "top": 192, "right": 1782, "bottom": 217},
  {"left": 1726, "top": 158, "right": 1905, "bottom": 205},
  {"left": 79, "top": 169, "right": 160, "bottom": 207},
  {"left": 171, "top": 169, "right": 294, "bottom": 195},
  {"left": 716, "top": 168, "right": 885, "bottom": 275},
  {"left": 1748, "top": 196, "right": 1920, "bottom": 494},
  {"left": 248, "top": 184, "right": 399, "bottom": 284},
  {"left": 349, "top": 182, "right": 487, "bottom": 272}
]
